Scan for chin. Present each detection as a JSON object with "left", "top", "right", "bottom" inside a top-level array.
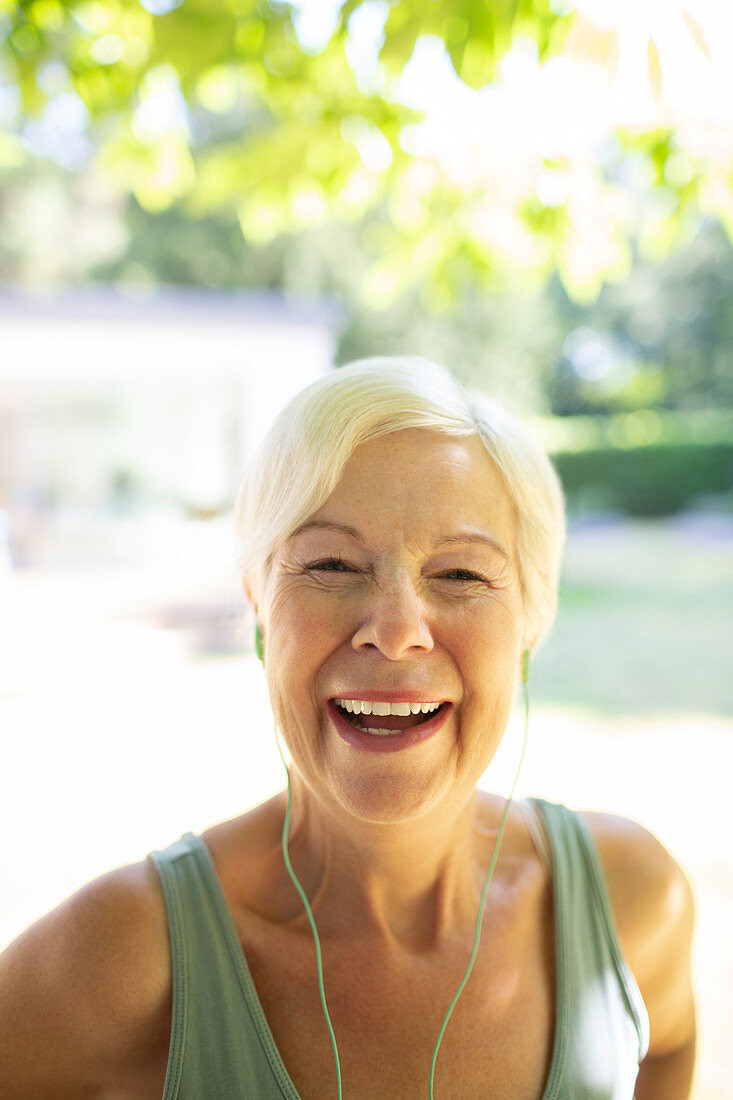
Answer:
[{"left": 326, "top": 769, "right": 451, "bottom": 826}]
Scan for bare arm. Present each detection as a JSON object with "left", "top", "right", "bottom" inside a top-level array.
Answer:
[
  {"left": 583, "top": 813, "right": 697, "bottom": 1100},
  {"left": 632, "top": 846, "right": 696, "bottom": 1100},
  {"left": 634, "top": 1039, "right": 696, "bottom": 1100},
  {"left": 0, "top": 859, "right": 171, "bottom": 1099}
]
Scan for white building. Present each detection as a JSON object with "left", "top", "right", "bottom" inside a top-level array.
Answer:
[{"left": 0, "top": 284, "right": 340, "bottom": 565}]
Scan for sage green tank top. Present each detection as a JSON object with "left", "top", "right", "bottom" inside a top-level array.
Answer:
[{"left": 150, "top": 798, "right": 649, "bottom": 1099}]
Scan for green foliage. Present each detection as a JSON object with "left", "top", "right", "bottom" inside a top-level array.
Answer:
[
  {"left": 2, "top": 0, "right": 728, "bottom": 300},
  {"left": 553, "top": 441, "right": 733, "bottom": 517},
  {"left": 546, "top": 221, "right": 733, "bottom": 417},
  {"left": 2, "top": 0, "right": 416, "bottom": 222},
  {"left": 376, "top": 0, "right": 570, "bottom": 88}
]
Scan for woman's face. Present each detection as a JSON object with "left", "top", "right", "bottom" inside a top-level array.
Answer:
[{"left": 260, "top": 428, "right": 527, "bottom": 825}]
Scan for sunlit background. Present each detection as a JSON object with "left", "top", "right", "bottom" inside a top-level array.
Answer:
[{"left": 0, "top": 0, "right": 731, "bottom": 1095}]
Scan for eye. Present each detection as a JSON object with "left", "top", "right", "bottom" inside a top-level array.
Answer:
[
  {"left": 306, "top": 556, "right": 355, "bottom": 573},
  {"left": 440, "top": 568, "right": 489, "bottom": 583}
]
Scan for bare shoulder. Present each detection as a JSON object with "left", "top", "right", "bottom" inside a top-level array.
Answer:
[
  {"left": 578, "top": 811, "right": 694, "bottom": 954},
  {"left": 0, "top": 856, "right": 171, "bottom": 1098},
  {"left": 580, "top": 810, "right": 696, "bottom": 1057}
]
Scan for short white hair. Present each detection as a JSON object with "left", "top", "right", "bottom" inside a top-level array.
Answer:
[{"left": 235, "top": 356, "right": 566, "bottom": 648}]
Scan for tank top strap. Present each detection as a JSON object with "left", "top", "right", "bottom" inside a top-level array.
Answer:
[
  {"left": 150, "top": 833, "right": 301, "bottom": 1099},
  {"left": 526, "top": 798, "right": 650, "bottom": 1099}
]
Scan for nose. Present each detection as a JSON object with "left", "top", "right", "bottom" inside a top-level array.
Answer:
[{"left": 351, "top": 572, "right": 434, "bottom": 660}]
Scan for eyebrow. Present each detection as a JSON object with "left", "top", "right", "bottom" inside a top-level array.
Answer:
[
  {"left": 288, "top": 520, "right": 510, "bottom": 560},
  {"left": 433, "top": 531, "right": 510, "bottom": 560}
]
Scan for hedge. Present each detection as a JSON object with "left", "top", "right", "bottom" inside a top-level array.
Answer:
[{"left": 551, "top": 441, "right": 733, "bottom": 516}]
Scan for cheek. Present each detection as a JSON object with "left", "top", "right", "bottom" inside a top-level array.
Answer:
[
  {"left": 269, "top": 578, "right": 360, "bottom": 651},
  {"left": 457, "top": 603, "right": 523, "bottom": 710},
  {"left": 460, "top": 594, "right": 524, "bottom": 655},
  {"left": 264, "top": 639, "right": 322, "bottom": 766},
  {"left": 265, "top": 590, "right": 353, "bottom": 721},
  {"left": 268, "top": 585, "right": 325, "bottom": 651}
]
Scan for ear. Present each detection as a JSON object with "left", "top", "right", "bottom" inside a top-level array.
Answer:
[
  {"left": 521, "top": 616, "right": 539, "bottom": 653},
  {"left": 243, "top": 578, "right": 258, "bottom": 616}
]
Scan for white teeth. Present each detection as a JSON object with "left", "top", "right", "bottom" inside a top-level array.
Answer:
[{"left": 334, "top": 699, "right": 442, "bottom": 715}]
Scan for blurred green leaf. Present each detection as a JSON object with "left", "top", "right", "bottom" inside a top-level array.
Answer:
[{"left": 1, "top": 0, "right": 730, "bottom": 302}]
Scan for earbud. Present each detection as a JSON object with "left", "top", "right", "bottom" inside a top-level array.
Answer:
[
  {"left": 521, "top": 647, "right": 530, "bottom": 684},
  {"left": 254, "top": 622, "right": 264, "bottom": 663}
]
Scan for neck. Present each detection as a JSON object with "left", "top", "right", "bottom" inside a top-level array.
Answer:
[{"left": 281, "top": 777, "right": 506, "bottom": 952}]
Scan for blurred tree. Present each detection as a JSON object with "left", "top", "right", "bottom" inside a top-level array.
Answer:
[
  {"left": 1, "top": 0, "right": 731, "bottom": 302},
  {"left": 547, "top": 220, "right": 733, "bottom": 416},
  {"left": 1, "top": 155, "right": 731, "bottom": 421}
]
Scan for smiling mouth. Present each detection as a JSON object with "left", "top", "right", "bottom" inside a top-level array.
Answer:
[{"left": 333, "top": 700, "right": 447, "bottom": 736}]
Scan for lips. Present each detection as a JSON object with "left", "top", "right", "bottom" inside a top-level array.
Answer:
[{"left": 327, "top": 698, "right": 452, "bottom": 753}]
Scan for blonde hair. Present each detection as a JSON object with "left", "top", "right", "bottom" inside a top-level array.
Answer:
[{"left": 235, "top": 356, "right": 565, "bottom": 648}]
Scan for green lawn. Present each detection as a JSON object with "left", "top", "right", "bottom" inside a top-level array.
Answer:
[{"left": 531, "top": 516, "right": 733, "bottom": 716}]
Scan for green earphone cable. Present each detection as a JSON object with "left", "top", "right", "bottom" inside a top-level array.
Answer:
[
  {"left": 269, "top": 643, "right": 530, "bottom": 1100},
  {"left": 274, "top": 728, "right": 343, "bottom": 1100}
]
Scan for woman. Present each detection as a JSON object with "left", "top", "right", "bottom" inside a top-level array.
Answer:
[{"left": 0, "top": 356, "right": 695, "bottom": 1098}]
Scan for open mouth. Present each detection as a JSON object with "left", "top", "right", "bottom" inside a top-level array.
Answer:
[
  {"left": 328, "top": 698, "right": 451, "bottom": 753},
  {"left": 332, "top": 698, "right": 448, "bottom": 737}
]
